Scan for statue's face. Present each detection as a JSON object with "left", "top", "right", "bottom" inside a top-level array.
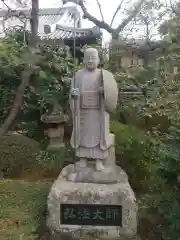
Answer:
[{"left": 83, "top": 48, "right": 99, "bottom": 70}]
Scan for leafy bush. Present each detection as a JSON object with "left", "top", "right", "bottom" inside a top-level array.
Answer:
[
  {"left": 139, "top": 186, "right": 180, "bottom": 240},
  {"left": 0, "top": 38, "right": 75, "bottom": 143},
  {"left": 0, "top": 40, "right": 23, "bottom": 126},
  {"left": 0, "top": 134, "right": 40, "bottom": 177},
  {"left": 0, "top": 133, "right": 73, "bottom": 179},
  {"left": 35, "top": 148, "right": 73, "bottom": 178},
  {"left": 110, "top": 120, "right": 160, "bottom": 192},
  {"left": 110, "top": 121, "right": 180, "bottom": 239},
  {"left": 0, "top": 180, "right": 51, "bottom": 240},
  {"left": 138, "top": 142, "right": 180, "bottom": 239}
]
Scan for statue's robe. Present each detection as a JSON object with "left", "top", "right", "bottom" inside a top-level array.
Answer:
[{"left": 70, "top": 68, "right": 118, "bottom": 160}]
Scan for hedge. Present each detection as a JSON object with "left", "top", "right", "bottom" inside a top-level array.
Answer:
[
  {"left": 0, "top": 134, "right": 40, "bottom": 177},
  {"left": 110, "top": 120, "right": 160, "bottom": 193}
]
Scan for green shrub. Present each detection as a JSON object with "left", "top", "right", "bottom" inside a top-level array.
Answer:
[
  {"left": 139, "top": 187, "right": 180, "bottom": 240},
  {"left": 35, "top": 148, "right": 73, "bottom": 178},
  {"left": 138, "top": 145, "right": 180, "bottom": 240},
  {"left": 110, "top": 120, "right": 160, "bottom": 193},
  {"left": 0, "top": 180, "right": 51, "bottom": 240},
  {"left": 0, "top": 133, "right": 74, "bottom": 179},
  {"left": 0, "top": 134, "right": 40, "bottom": 177},
  {"left": 110, "top": 121, "right": 180, "bottom": 239}
]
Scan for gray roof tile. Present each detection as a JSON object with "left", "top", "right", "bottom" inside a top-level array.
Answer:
[{"left": 41, "top": 25, "right": 101, "bottom": 41}]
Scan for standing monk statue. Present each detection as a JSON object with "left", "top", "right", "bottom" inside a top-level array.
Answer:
[{"left": 70, "top": 48, "right": 118, "bottom": 172}]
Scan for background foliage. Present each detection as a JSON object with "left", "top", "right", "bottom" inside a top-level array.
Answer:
[{"left": 0, "top": 36, "right": 75, "bottom": 142}]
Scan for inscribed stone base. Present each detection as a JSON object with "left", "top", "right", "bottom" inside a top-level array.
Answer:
[
  {"left": 47, "top": 165, "right": 138, "bottom": 240},
  {"left": 48, "top": 231, "right": 140, "bottom": 240}
]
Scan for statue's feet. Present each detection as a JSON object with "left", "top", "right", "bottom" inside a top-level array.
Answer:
[
  {"left": 96, "top": 159, "right": 105, "bottom": 171},
  {"left": 79, "top": 158, "right": 87, "bottom": 168},
  {"left": 67, "top": 173, "right": 77, "bottom": 181}
]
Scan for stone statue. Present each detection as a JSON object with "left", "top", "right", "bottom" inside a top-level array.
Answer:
[
  {"left": 69, "top": 48, "right": 118, "bottom": 172},
  {"left": 47, "top": 49, "right": 138, "bottom": 239}
]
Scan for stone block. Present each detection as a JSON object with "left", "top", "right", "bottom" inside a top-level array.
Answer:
[{"left": 47, "top": 165, "right": 138, "bottom": 240}]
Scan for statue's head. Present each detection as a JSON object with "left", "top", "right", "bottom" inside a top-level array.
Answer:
[{"left": 83, "top": 48, "right": 99, "bottom": 71}]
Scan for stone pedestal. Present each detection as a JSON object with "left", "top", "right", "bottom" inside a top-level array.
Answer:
[{"left": 47, "top": 165, "right": 138, "bottom": 240}]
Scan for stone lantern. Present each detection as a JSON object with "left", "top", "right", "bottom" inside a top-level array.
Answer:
[{"left": 41, "top": 103, "right": 66, "bottom": 150}]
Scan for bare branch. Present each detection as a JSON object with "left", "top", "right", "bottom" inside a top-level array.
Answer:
[
  {"left": 0, "top": 0, "right": 28, "bottom": 40},
  {"left": 1, "top": 0, "right": 39, "bottom": 45},
  {"left": 63, "top": 0, "right": 145, "bottom": 38},
  {"left": 1, "top": 0, "right": 27, "bottom": 23},
  {"left": 170, "top": 0, "right": 177, "bottom": 15},
  {"left": 115, "top": 0, "right": 146, "bottom": 34},
  {"left": 123, "top": 22, "right": 136, "bottom": 40},
  {"left": 110, "top": 0, "right": 125, "bottom": 27},
  {"left": 15, "top": 0, "right": 29, "bottom": 8},
  {"left": 95, "top": 0, "right": 104, "bottom": 22},
  {"left": 62, "top": 0, "right": 114, "bottom": 34}
]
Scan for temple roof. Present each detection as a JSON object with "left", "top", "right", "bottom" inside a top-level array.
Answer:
[
  {"left": 41, "top": 25, "right": 101, "bottom": 43},
  {"left": 0, "top": 7, "right": 102, "bottom": 45}
]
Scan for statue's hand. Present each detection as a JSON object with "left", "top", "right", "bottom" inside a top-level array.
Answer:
[
  {"left": 71, "top": 88, "right": 80, "bottom": 99},
  {"left": 99, "top": 87, "right": 104, "bottom": 94}
]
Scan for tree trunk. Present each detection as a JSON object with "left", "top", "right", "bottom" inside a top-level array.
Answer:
[
  {"left": 0, "top": 70, "right": 31, "bottom": 136},
  {"left": 109, "top": 34, "right": 120, "bottom": 73},
  {"left": 30, "top": 0, "right": 39, "bottom": 46}
]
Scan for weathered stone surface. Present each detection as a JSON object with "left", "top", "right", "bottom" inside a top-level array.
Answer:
[
  {"left": 70, "top": 48, "right": 119, "bottom": 172},
  {"left": 50, "top": 231, "right": 141, "bottom": 240},
  {"left": 62, "top": 146, "right": 120, "bottom": 184},
  {"left": 47, "top": 165, "right": 137, "bottom": 240},
  {"left": 61, "top": 161, "right": 128, "bottom": 184},
  {"left": 49, "top": 231, "right": 140, "bottom": 240}
]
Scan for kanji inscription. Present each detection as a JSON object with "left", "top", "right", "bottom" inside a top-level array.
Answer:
[
  {"left": 81, "top": 91, "right": 100, "bottom": 109},
  {"left": 60, "top": 204, "right": 122, "bottom": 226}
]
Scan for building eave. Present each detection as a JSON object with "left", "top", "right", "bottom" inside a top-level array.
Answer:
[
  {"left": 0, "top": 6, "right": 80, "bottom": 18},
  {"left": 41, "top": 25, "right": 102, "bottom": 43}
]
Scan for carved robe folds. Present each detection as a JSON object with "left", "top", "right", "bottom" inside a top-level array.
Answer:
[{"left": 70, "top": 68, "right": 118, "bottom": 160}]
